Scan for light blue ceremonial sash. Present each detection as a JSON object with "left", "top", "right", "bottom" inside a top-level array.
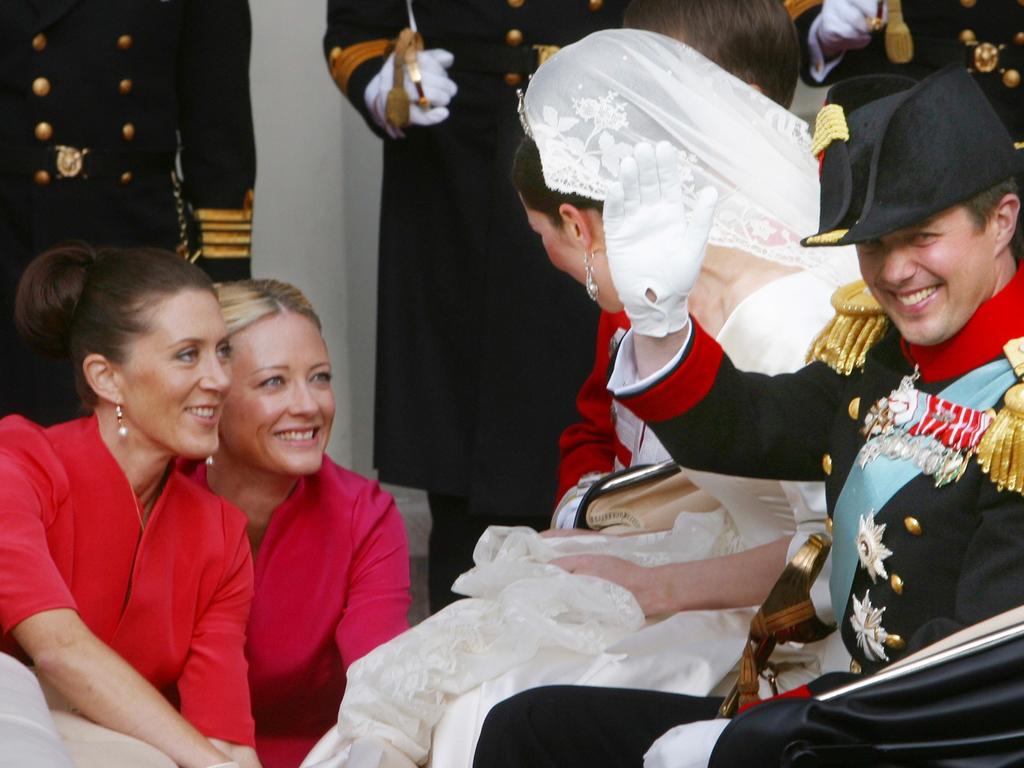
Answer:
[{"left": 829, "top": 357, "right": 1017, "bottom": 616}]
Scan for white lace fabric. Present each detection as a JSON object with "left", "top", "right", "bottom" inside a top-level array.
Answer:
[
  {"left": 522, "top": 29, "right": 856, "bottom": 285},
  {"left": 300, "top": 520, "right": 740, "bottom": 768}
]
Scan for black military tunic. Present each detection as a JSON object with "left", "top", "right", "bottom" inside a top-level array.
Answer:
[
  {"left": 323, "top": 1, "right": 629, "bottom": 519},
  {"left": 473, "top": 272, "right": 1024, "bottom": 768},
  {"left": 0, "top": 0, "right": 256, "bottom": 423},
  {"left": 636, "top": 319, "right": 1024, "bottom": 676},
  {"left": 789, "top": 0, "right": 1024, "bottom": 140}
]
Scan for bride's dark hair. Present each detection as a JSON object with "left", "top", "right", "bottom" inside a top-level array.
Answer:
[{"left": 511, "top": 137, "right": 603, "bottom": 225}]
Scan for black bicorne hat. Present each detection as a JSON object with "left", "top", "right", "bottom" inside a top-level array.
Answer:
[{"left": 803, "top": 65, "right": 1024, "bottom": 247}]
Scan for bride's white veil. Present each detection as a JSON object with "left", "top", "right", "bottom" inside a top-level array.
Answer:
[{"left": 521, "top": 28, "right": 858, "bottom": 285}]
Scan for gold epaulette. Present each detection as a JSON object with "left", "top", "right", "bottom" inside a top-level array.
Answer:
[
  {"left": 977, "top": 338, "right": 1024, "bottom": 495},
  {"left": 806, "top": 280, "right": 889, "bottom": 375},
  {"left": 329, "top": 40, "right": 391, "bottom": 96},
  {"left": 784, "top": 0, "right": 822, "bottom": 20},
  {"left": 195, "top": 189, "right": 254, "bottom": 260}
]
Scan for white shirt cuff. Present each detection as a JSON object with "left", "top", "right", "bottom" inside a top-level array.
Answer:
[
  {"left": 807, "top": 16, "right": 847, "bottom": 84},
  {"left": 608, "top": 327, "right": 692, "bottom": 397}
]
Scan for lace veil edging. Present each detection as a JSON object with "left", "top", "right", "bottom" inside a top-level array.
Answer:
[{"left": 522, "top": 29, "right": 858, "bottom": 285}]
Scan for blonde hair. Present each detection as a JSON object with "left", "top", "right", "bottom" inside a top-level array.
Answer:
[{"left": 216, "top": 279, "right": 322, "bottom": 336}]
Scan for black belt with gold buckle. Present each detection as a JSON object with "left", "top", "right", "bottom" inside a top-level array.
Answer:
[
  {"left": 912, "top": 37, "right": 1023, "bottom": 80},
  {"left": 0, "top": 145, "right": 175, "bottom": 179}
]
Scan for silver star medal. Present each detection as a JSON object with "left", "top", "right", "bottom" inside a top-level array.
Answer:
[
  {"left": 851, "top": 590, "right": 889, "bottom": 662},
  {"left": 856, "top": 514, "right": 892, "bottom": 583}
]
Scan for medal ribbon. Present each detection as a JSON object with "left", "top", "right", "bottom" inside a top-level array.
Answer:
[
  {"left": 908, "top": 395, "right": 993, "bottom": 452},
  {"left": 829, "top": 357, "right": 1015, "bottom": 619}
]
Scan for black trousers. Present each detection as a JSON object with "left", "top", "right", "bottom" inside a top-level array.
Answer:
[
  {"left": 472, "top": 685, "right": 722, "bottom": 768},
  {"left": 426, "top": 493, "right": 548, "bottom": 612}
]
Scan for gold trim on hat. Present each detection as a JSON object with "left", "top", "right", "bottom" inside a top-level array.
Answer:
[
  {"left": 804, "top": 228, "right": 849, "bottom": 245},
  {"left": 810, "top": 104, "right": 850, "bottom": 157}
]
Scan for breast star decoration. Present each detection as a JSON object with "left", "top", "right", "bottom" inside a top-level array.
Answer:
[
  {"left": 856, "top": 514, "right": 892, "bottom": 583},
  {"left": 851, "top": 590, "right": 889, "bottom": 662}
]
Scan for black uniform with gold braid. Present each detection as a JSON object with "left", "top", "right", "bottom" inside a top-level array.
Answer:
[
  {"left": 323, "top": 1, "right": 628, "bottom": 608},
  {"left": 787, "top": 0, "right": 1024, "bottom": 142},
  {"left": 472, "top": 66, "right": 1024, "bottom": 768},
  {"left": 0, "top": 0, "right": 256, "bottom": 424}
]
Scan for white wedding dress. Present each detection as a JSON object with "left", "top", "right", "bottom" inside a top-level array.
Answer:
[{"left": 301, "top": 271, "right": 853, "bottom": 768}]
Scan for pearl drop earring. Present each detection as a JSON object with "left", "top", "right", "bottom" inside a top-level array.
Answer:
[{"left": 115, "top": 403, "right": 129, "bottom": 438}]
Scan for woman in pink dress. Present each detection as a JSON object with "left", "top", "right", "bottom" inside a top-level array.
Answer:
[{"left": 186, "top": 279, "right": 411, "bottom": 768}]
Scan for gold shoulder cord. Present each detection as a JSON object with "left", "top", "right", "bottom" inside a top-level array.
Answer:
[
  {"left": 806, "top": 280, "right": 889, "bottom": 375},
  {"left": 977, "top": 338, "right": 1024, "bottom": 494}
]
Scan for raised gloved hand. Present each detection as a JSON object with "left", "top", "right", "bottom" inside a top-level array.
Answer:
[
  {"left": 604, "top": 141, "right": 717, "bottom": 338},
  {"left": 813, "top": 0, "right": 886, "bottom": 59},
  {"left": 364, "top": 48, "right": 458, "bottom": 139}
]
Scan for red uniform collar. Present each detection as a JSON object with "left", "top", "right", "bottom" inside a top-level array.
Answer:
[{"left": 902, "top": 265, "right": 1024, "bottom": 383}]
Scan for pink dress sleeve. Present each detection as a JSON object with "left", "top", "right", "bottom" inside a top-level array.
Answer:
[
  {"left": 0, "top": 417, "right": 76, "bottom": 637},
  {"left": 176, "top": 499, "right": 256, "bottom": 746},
  {"left": 334, "top": 482, "right": 411, "bottom": 670}
]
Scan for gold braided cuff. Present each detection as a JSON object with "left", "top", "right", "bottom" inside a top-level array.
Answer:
[
  {"left": 329, "top": 40, "right": 391, "bottom": 95},
  {"left": 784, "top": 0, "right": 823, "bottom": 20},
  {"left": 1015, "top": 141, "right": 1024, "bottom": 150},
  {"left": 811, "top": 104, "right": 850, "bottom": 157},
  {"left": 196, "top": 190, "right": 253, "bottom": 259}
]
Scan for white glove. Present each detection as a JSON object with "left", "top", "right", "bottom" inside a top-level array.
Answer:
[
  {"left": 643, "top": 719, "right": 730, "bottom": 768},
  {"left": 364, "top": 48, "right": 458, "bottom": 139},
  {"left": 813, "top": 0, "right": 886, "bottom": 60},
  {"left": 604, "top": 141, "right": 717, "bottom": 338}
]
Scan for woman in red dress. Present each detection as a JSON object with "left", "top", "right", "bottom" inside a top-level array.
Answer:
[{"left": 0, "top": 244, "right": 259, "bottom": 768}]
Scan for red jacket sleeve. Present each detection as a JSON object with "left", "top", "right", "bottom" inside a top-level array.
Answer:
[
  {"left": 555, "top": 311, "right": 631, "bottom": 503},
  {"left": 176, "top": 501, "right": 256, "bottom": 746},
  {"left": 335, "top": 482, "right": 411, "bottom": 669},
  {"left": 0, "top": 417, "right": 77, "bottom": 639}
]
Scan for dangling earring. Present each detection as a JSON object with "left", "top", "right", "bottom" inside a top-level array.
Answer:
[
  {"left": 115, "top": 403, "right": 128, "bottom": 438},
  {"left": 584, "top": 250, "right": 600, "bottom": 302},
  {"left": 205, "top": 455, "right": 215, "bottom": 467}
]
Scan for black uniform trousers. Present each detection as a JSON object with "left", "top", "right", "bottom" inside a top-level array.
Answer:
[
  {"left": 472, "top": 686, "right": 723, "bottom": 768},
  {"left": 472, "top": 643, "right": 1024, "bottom": 768}
]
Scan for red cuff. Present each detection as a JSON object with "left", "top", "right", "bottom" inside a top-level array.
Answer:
[
  {"left": 738, "top": 684, "right": 813, "bottom": 714},
  {"left": 619, "top": 321, "right": 724, "bottom": 423}
]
